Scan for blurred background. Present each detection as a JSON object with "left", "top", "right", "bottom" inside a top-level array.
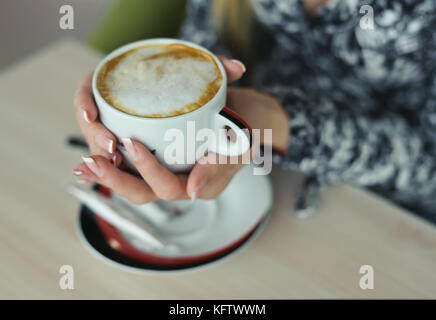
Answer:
[
  {"left": 1, "top": 0, "right": 435, "bottom": 299},
  {"left": 0, "top": 0, "right": 187, "bottom": 69}
]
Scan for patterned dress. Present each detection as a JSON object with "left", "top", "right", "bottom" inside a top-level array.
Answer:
[{"left": 180, "top": 0, "right": 436, "bottom": 222}]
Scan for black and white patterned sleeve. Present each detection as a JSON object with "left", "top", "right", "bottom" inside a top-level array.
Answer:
[
  {"left": 179, "top": 0, "right": 436, "bottom": 219},
  {"left": 178, "top": 0, "right": 233, "bottom": 57},
  {"left": 421, "top": 94, "right": 436, "bottom": 142},
  {"left": 265, "top": 85, "right": 436, "bottom": 217}
]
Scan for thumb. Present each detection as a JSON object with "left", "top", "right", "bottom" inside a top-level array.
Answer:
[
  {"left": 186, "top": 153, "right": 221, "bottom": 199},
  {"left": 218, "top": 56, "right": 246, "bottom": 83}
]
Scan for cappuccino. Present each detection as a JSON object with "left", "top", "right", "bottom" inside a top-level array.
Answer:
[{"left": 97, "top": 43, "right": 223, "bottom": 118}]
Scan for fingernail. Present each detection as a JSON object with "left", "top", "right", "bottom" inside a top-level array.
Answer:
[
  {"left": 82, "top": 156, "right": 103, "bottom": 177},
  {"left": 232, "top": 59, "right": 246, "bottom": 73},
  {"left": 83, "top": 109, "right": 91, "bottom": 123},
  {"left": 190, "top": 191, "right": 196, "bottom": 203},
  {"left": 111, "top": 154, "right": 117, "bottom": 166},
  {"left": 95, "top": 135, "right": 114, "bottom": 154},
  {"left": 191, "top": 178, "right": 207, "bottom": 202},
  {"left": 122, "top": 138, "right": 138, "bottom": 161},
  {"left": 72, "top": 170, "right": 83, "bottom": 176}
]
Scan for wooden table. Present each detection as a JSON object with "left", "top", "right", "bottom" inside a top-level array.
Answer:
[{"left": 1, "top": 40, "right": 435, "bottom": 299}]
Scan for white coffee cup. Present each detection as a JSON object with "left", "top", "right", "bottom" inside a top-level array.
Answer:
[{"left": 92, "top": 38, "right": 251, "bottom": 172}]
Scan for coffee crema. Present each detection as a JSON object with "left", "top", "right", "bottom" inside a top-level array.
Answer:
[{"left": 97, "top": 43, "right": 223, "bottom": 118}]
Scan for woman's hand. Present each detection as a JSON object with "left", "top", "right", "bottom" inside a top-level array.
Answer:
[
  {"left": 186, "top": 88, "right": 290, "bottom": 201},
  {"left": 73, "top": 56, "right": 289, "bottom": 204},
  {"left": 73, "top": 72, "right": 123, "bottom": 167}
]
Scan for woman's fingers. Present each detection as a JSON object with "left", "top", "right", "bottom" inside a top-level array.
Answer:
[
  {"left": 74, "top": 155, "right": 158, "bottom": 205},
  {"left": 111, "top": 150, "right": 123, "bottom": 167},
  {"left": 122, "top": 138, "right": 188, "bottom": 201},
  {"left": 74, "top": 73, "right": 121, "bottom": 164},
  {"left": 74, "top": 73, "right": 98, "bottom": 122},
  {"left": 72, "top": 58, "right": 246, "bottom": 204},
  {"left": 187, "top": 152, "right": 243, "bottom": 200},
  {"left": 218, "top": 56, "right": 246, "bottom": 83},
  {"left": 186, "top": 156, "right": 218, "bottom": 200},
  {"left": 72, "top": 162, "right": 95, "bottom": 183},
  {"left": 75, "top": 108, "right": 119, "bottom": 162}
]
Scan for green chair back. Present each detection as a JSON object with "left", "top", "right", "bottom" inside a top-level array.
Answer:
[{"left": 89, "top": 0, "right": 187, "bottom": 53}]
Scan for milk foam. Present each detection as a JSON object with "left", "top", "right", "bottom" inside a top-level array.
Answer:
[{"left": 99, "top": 45, "right": 222, "bottom": 117}]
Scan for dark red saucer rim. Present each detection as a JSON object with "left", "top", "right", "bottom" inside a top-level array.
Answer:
[
  {"left": 78, "top": 184, "right": 268, "bottom": 271},
  {"left": 95, "top": 185, "right": 264, "bottom": 266},
  {"left": 79, "top": 205, "right": 266, "bottom": 271}
]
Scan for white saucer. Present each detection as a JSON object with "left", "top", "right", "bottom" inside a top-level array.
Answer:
[
  {"left": 76, "top": 163, "right": 273, "bottom": 271},
  {"left": 117, "top": 163, "right": 273, "bottom": 258}
]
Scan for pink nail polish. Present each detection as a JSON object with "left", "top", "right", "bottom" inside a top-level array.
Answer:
[
  {"left": 82, "top": 156, "right": 103, "bottom": 177},
  {"left": 122, "top": 138, "right": 138, "bottom": 161},
  {"left": 95, "top": 135, "right": 114, "bottom": 154}
]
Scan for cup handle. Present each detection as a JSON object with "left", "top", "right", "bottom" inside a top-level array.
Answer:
[{"left": 210, "top": 107, "right": 252, "bottom": 157}]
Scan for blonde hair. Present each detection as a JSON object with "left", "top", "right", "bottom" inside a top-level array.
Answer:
[
  {"left": 212, "top": 0, "right": 265, "bottom": 72},
  {"left": 211, "top": 0, "right": 327, "bottom": 69},
  {"left": 212, "top": 0, "right": 254, "bottom": 56}
]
